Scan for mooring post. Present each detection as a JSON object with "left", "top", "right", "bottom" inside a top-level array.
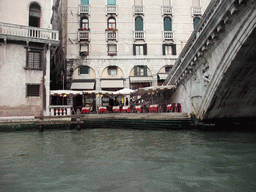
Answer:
[{"left": 39, "top": 124, "right": 44, "bottom": 132}]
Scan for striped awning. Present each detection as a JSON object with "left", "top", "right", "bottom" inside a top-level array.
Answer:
[
  {"left": 101, "top": 80, "right": 124, "bottom": 88},
  {"left": 130, "top": 76, "right": 153, "bottom": 83},
  {"left": 71, "top": 82, "right": 95, "bottom": 90}
]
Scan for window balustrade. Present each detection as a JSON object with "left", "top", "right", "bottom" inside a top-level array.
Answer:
[
  {"left": 162, "top": 6, "right": 173, "bottom": 15},
  {"left": 79, "top": 5, "right": 90, "bottom": 14},
  {"left": 78, "top": 31, "right": 90, "bottom": 41},
  {"left": 163, "top": 31, "right": 174, "bottom": 41},
  {"left": 106, "top": 31, "right": 117, "bottom": 41},
  {"left": 106, "top": 5, "right": 117, "bottom": 15},
  {"left": 192, "top": 7, "right": 202, "bottom": 16},
  {"left": 134, "top": 31, "right": 145, "bottom": 40},
  {"left": 134, "top": 5, "right": 144, "bottom": 15}
]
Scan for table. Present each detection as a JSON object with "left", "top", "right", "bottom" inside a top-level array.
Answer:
[
  {"left": 149, "top": 104, "right": 159, "bottom": 113},
  {"left": 98, "top": 106, "right": 107, "bottom": 114},
  {"left": 167, "top": 103, "right": 177, "bottom": 112},
  {"left": 135, "top": 105, "right": 142, "bottom": 113},
  {"left": 112, "top": 106, "right": 121, "bottom": 113},
  {"left": 122, "top": 106, "right": 130, "bottom": 113},
  {"left": 81, "top": 107, "right": 90, "bottom": 114}
]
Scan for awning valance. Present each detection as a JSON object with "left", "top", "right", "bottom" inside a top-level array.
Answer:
[
  {"left": 70, "top": 82, "right": 95, "bottom": 90},
  {"left": 158, "top": 74, "right": 168, "bottom": 80},
  {"left": 101, "top": 80, "right": 124, "bottom": 88},
  {"left": 50, "top": 90, "right": 83, "bottom": 96},
  {"left": 134, "top": 85, "right": 176, "bottom": 95},
  {"left": 130, "top": 76, "right": 153, "bottom": 83}
]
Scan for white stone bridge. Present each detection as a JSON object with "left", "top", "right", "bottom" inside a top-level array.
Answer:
[{"left": 164, "top": 0, "right": 256, "bottom": 122}]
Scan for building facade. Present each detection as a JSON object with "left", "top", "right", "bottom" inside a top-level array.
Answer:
[
  {"left": 52, "top": 0, "right": 210, "bottom": 111},
  {"left": 0, "top": 0, "right": 59, "bottom": 117}
]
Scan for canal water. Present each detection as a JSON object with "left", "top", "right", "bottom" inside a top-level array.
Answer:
[{"left": 0, "top": 128, "right": 256, "bottom": 191}]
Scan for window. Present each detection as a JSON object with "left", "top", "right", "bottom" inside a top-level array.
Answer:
[
  {"left": 108, "top": 66, "right": 117, "bottom": 75},
  {"left": 79, "top": 66, "right": 89, "bottom": 74},
  {"left": 27, "top": 84, "right": 40, "bottom": 97},
  {"left": 133, "top": 44, "right": 147, "bottom": 55},
  {"left": 81, "top": 0, "right": 89, "bottom": 5},
  {"left": 165, "top": 66, "right": 172, "bottom": 73},
  {"left": 135, "top": 17, "right": 143, "bottom": 31},
  {"left": 163, "top": 44, "right": 176, "bottom": 55},
  {"left": 80, "top": 44, "right": 89, "bottom": 56},
  {"left": 108, "top": 17, "right": 116, "bottom": 29},
  {"left": 27, "top": 50, "right": 41, "bottom": 69},
  {"left": 29, "top": 3, "right": 41, "bottom": 27},
  {"left": 164, "top": 17, "right": 172, "bottom": 31},
  {"left": 108, "top": 0, "right": 116, "bottom": 5},
  {"left": 108, "top": 44, "right": 117, "bottom": 56},
  {"left": 193, "top": 17, "right": 200, "bottom": 29},
  {"left": 80, "top": 17, "right": 89, "bottom": 29},
  {"left": 134, "top": 65, "right": 147, "bottom": 76}
]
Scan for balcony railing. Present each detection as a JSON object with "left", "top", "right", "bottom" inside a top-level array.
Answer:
[
  {"left": 162, "top": 6, "right": 173, "bottom": 15},
  {"left": 163, "top": 31, "right": 174, "bottom": 41},
  {"left": 192, "top": 7, "right": 202, "bottom": 16},
  {"left": 0, "top": 22, "right": 59, "bottom": 44},
  {"left": 133, "top": 5, "right": 144, "bottom": 15},
  {"left": 78, "top": 31, "right": 90, "bottom": 41},
  {"left": 79, "top": 5, "right": 90, "bottom": 14},
  {"left": 106, "top": 5, "right": 117, "bottom": 15},
  {"left": 106, "top": 31, "right": 117, "bottom": 41},
  {"left": 50, "top": 105, "right": 72, "bottom": 116},
  {"left": 134, "top": 31, "right": 145, "bottom": 40}
]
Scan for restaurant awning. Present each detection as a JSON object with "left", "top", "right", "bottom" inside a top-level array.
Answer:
[
  {"left": 101, "top": 80, "right": 124, "bottom": 88},
  {"left": 70, "top": 82, "right": 95, "bottom": 90},
  {"left": 130, "top": 76, "right": 153, "bottom": 83},
  {"left": 158, "top": 74, "right": 168, "bottom": 80}
]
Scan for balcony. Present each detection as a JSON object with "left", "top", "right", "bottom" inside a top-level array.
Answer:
[
  {"left": 79, "top": 5, "right": 90, "bottom": 15},
  {"left": 78, "top": 31, "right": 90, "bottom": 41},
  {"left": 106, "top": 5, "right": 117, "bottom": 15},
  {"left": 134, "top": 31, "right": 145, "bottom": 41},
  {"left": 163, "top": 31, "right": 174, "bottom": 41},
  {"left": 162, "top": 6, "right": 173, "bottom": 15},
  {"left": 192, "top": 7, "right": 202, "bottom": 16},
  {"left": 133, "top": 5, "right": 144, "bottom": 15},
  {"left": 106, "top": 31, "right": 117, "bottom": 41},
  {"left": 0, "top": 22, "right": 59, "bottom": 44}
]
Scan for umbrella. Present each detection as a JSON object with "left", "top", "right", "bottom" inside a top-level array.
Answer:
[{"left": 112, "top": 88, "right": 136, "bottom": 95}]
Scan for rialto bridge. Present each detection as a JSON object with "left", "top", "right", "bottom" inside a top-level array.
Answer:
[{"left": 164, "top": 0, "right": 256, "bottom": 121}]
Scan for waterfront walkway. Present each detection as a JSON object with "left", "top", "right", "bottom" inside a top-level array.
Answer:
[{"left": 0, "top": 113, "right": 195, "bottom": 131}]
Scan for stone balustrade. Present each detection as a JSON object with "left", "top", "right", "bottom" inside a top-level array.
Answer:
[{"left": 49, "top": 105, "right": 72, "bottom": 116}]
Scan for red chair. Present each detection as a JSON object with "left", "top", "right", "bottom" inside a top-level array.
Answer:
[
  {"left": 81, "top": 107, "right": 90, "bottom": 114},
  {"left": 167, "top": 103, "right": 177, "bottom": 112},
  {"left": 135, "top": 105, "right": 142, "bottom": 113},
  {"left": 99, "top": 106, "right": 107, "bottom": 114},
  {"left": 122, "top": 106, "right": 130, "bottom": 113},
  {"left": 177, "top": 103, "right": 182, "bottom": 113},
  {"left": 149, "top": 104, "right": 158, "bottom": 113},
  {"left": 113, "top": 106, "right": 121, "bottom": 113}
]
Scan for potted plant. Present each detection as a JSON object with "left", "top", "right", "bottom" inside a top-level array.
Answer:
[{"left": 80, "top": 51, "right": 88, "bottom": 56}]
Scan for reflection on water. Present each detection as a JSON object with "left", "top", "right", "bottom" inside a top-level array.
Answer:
[{"left": 0, "top": 128, "right": 256, "bottom": 191}]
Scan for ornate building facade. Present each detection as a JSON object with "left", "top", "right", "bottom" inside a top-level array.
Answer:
[{"left": 51, "top": 0, "right": 210, "bottom": 111}]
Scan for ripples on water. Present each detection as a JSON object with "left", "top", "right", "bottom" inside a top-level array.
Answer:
[{"left": 0, "top": 128, "right": 256, "bottom": 192}]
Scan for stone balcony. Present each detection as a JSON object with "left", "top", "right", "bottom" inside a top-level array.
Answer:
[{"left": 0, "top": 22, "right": 59, "bottom": 45}]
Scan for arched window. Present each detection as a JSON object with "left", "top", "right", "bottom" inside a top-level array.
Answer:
[
  {"left": 193, "top": 17, "right": 200, "bottom": 29},
  {"left": 108, "top": 17, "right": 116, "bottom": 29},
  {"left": 81, "top": 0, "right": 89, "bottom": 5},
  {"left": 29, "top": 3, "right": 41, "bottom": 27},
  {"left": 135, "top": 17, "right": 143, "bottom": 31},
  {"left": 107, "top": 0, "right": 116, "bottom": 5},
  {"left": 81, "top": 17, "right": 89, "bottom": 29},
  {"left": 164, "top": 17, "right": 172, "bottom": 31}
]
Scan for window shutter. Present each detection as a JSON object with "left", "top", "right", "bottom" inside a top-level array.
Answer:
[
  {"left": 143, "top": 44, "right": 147, "bottom": 55},
  {"left": 193, "top": 17, "right": 200, "bottom": 29},
  {"left": 134, "top": 66, "right": 138, "bottom": 76},
  {"left": 133, "top": 44, "right": 136, "bottom": 55},
  {"left": 172, "top": 44, "right": 176, "bottom": 55},
  {"left": 164, "top": 17, "right": 172, "bottom": 31},
  {"left": 135, "top": 17, "right": 143, "bottom": 31},
  {"left": 143, "top": 65, "right": 147, "bottom": 76},
  {"left": 107, "top": 0, "right": 116, "bottom": 5},
  {"left": 81, "top": 0, "right": 89, "bottom": 5},
  {"left": 163, "top": 44, "right": 166, "bottom": 55}
]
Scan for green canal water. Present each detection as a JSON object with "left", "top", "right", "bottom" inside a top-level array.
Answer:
[{"left": 0, "top": 128, "right": 256, "bottom": 191}]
